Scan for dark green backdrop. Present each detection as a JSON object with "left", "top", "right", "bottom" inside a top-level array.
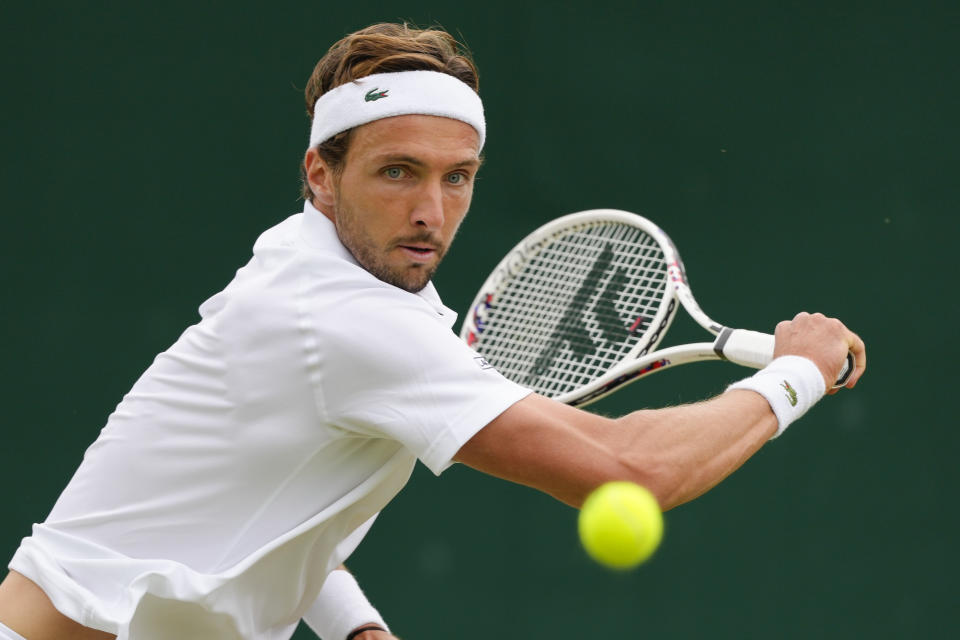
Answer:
[{"left": 2, "top": 2, "right": 956, "bottom": 638}]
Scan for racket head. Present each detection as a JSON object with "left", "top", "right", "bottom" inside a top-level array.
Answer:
[{"left": 460, "top": 209, "right": 681, "bottom": 401}]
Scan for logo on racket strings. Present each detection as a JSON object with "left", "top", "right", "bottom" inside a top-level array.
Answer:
[{"left": 526, "top": 243, "right": 634, "bottom": 385}]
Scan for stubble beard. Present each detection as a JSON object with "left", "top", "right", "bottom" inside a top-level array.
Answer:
[{"left": 332, "top": 195, "right": 446, "bottom": 294}]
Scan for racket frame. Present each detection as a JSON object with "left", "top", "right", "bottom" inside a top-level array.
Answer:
[{"left": 461, "top": 209, "right": 849, "bottom": 408}]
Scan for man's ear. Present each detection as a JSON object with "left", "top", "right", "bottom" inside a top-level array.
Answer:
[{"left": 304, "top": 148, "right": 337, "bottom": 217}]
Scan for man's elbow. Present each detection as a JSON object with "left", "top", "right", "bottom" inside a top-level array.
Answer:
[{"left": 609, "top": 455, "right": 691, "bottom": 512}]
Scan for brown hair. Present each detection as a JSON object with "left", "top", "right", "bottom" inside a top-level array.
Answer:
[{"left": 300, "top": 23, "right": 480, "bottom": 201}]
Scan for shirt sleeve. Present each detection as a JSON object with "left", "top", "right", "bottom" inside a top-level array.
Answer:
[{"left": 312, "top": 289, "right": 532, "bottom": 475}]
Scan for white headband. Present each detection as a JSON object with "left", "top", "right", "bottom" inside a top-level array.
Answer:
[{"left": 309, "top": 70, "right": 485, "bottom": 150}]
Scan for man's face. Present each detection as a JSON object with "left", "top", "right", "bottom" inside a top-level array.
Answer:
[{"left": 327, "top": 115, "right": 481, "bottom": 293}]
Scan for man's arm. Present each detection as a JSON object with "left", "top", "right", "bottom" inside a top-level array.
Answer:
[
  {"left": 455, "top": 386, "right": 776, "bottom": 509},
  {"left": 455, "top": 312, "right": 866, "bottom": 510}
]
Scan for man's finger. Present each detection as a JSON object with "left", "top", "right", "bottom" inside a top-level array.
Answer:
[{"left": 846, "top": 330, "right": 867, "bottom": 388}]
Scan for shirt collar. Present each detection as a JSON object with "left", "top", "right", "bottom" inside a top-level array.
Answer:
[
  {"left": 298, "top": 200, "right": 458, "bottom": 327},
  {"left": 300, "top": 199, "right": 358, "bottom": 264}
]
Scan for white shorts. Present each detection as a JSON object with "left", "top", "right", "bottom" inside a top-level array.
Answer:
[{"left": 0, "top": 622, "right": 26, "bottom": 640}]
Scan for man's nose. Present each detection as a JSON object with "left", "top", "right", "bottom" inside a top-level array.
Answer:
[{"left": 410, "top": 179, "right": 444, "bottom": 230}]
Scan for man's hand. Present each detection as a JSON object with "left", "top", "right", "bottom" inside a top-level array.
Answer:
[
  {"left": 773, "top": 311, "right": 866, "bottom": 392},
  {"left": 352, "top": 630, "right": 400, "bottom": 640}
]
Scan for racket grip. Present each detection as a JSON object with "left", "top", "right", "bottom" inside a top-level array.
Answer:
[{"left": 713, "top": 328, "right": 854, "bottom": 389}]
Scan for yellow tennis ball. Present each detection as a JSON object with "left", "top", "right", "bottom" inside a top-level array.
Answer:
[{"left": 578, "top": 481, "right": 663, "bottom": 569}]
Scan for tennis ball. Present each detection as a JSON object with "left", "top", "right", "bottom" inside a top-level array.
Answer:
[{"left": 578, "top": 481, "right": 663, "bottom": 569}]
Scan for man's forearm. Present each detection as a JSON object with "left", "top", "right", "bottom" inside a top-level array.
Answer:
[{"left": 614, "top": 389, "right": 777, "bottom": 510}]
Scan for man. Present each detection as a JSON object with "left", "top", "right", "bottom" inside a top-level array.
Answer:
[{"left": 0, "top": 23, "right": 865, "bottom": 640}]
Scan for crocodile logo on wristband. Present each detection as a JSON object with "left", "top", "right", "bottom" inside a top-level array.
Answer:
[{"left": 781, "top": 380, "right": 798, "bottom": 407}]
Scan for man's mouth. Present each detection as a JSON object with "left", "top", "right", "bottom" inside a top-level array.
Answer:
[{"left": 397, "top": 244, "right": 439, "bottom": 263}]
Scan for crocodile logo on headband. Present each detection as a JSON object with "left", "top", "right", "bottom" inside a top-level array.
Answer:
[{"left": 365, "top": 88, "right": 389, "bottom": 102}]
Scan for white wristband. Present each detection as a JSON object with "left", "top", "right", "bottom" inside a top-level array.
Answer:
[
  {"left": 303, "top": 569, "right": 389, "bottom": 640},
  {"left": 727, "top": 356, "right": 826, "bottom": 439}
]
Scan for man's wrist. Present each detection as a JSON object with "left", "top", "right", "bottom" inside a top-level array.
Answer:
[
  {"left": 346, "top": 624, "right": 388, "bottom": 640},
  {"left": 303, "top": 569, "right": 389, "bottom": 640},
  {"left": 727, "top": 355, "right": 826, "bottom": 438}
]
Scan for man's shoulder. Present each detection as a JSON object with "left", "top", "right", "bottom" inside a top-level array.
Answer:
[{"left": 306, "top": 277, "right": 439, "bottom": 327}]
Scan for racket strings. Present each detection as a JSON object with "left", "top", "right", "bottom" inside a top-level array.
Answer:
[{"left": 474, "top": 222, "right": 671, "bottom": 397}]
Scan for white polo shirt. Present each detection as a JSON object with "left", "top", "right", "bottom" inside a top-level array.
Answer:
[{"left": 10, "top": 201, "right": 531, "bottom": 639}]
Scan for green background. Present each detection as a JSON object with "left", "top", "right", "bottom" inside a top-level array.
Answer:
[{"left": 2, "top": 1, "right": 956, "bottom": 638}]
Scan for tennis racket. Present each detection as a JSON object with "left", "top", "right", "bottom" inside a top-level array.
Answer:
[{"left": 460, "top": 209, "right": 853, "bottom": 407}]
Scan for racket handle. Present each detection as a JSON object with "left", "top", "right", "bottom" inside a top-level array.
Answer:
[{"left": 713, "top": 328, "right": 854, "bottom": 389}]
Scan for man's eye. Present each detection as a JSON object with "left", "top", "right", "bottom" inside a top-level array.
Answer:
[
  {"left": 447, "top": 172, "right": 466, "bottom": 185},
  {"left": 384, "top": 167, "right": 404, "bottom": 179}
]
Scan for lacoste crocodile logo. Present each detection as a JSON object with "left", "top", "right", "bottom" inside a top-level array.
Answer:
[
  {"left": 365, "top": 88, "right": 389, "bottom": 102},
  {"left": 781, "top": 380, "right": 798, "bottom": 407}
]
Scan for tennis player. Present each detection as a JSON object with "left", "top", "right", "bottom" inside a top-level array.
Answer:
[{"left": 0, "top": 23, "right": 866, "bottom": 640}]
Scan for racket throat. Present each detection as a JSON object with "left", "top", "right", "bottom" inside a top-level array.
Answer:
[
  {"left": 711, "top": 327, "right": 777, "bottom": 370},
  {"left": 712, "top": 326, "right": 735, "bottom": 361}
]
